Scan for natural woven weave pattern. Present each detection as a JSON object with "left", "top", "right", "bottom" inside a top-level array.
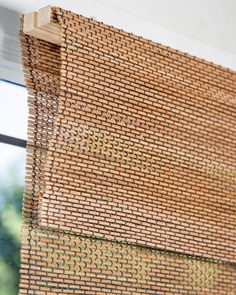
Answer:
[{"left": 19, "top": 7, "right": 236, "bottom": 294}]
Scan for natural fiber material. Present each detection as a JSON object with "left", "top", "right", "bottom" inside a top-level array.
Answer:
[{"left": 19, "top": 7, "right": 236, "bottom": 294}]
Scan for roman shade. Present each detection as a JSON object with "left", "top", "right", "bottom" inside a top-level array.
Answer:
[{"left": 19, "top": 6, "right": 236, "bottom": 294}]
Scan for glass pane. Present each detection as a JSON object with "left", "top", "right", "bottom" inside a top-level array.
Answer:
[
  {"left": 0, "top": 143, "right": 26, "bottom": 295},
  {"left": 0, "top": 80, "right": 28, "bottom": 139}
]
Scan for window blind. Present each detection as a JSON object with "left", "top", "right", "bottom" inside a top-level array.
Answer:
[{"left": 19, "top": 6, "right": 236, "bottom": 294}]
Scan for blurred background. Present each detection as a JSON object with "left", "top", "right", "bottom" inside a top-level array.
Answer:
[{"left": 0, "top": 0, "right": 235, "bottom": 294}]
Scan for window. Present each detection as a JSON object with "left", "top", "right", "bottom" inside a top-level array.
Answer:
[{"left": 0, "top": 79, "right": 28, "bottom": 295}]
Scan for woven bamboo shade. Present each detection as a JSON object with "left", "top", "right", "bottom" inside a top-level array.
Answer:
[{"left": 19, "top": 6, "right": 236, "bottom": 294}]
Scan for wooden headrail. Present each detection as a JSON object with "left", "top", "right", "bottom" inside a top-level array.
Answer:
[{"left": 23, "top": 5, "right": 61, "bottom": 45}]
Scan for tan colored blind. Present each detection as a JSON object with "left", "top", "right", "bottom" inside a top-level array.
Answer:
[{"left": 19, "top": 7, "right": 236, "bottom": 294}]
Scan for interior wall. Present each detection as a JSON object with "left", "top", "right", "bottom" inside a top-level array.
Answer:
[{"left": 0, "top": 6, "right": 23, "bottom": 84}]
